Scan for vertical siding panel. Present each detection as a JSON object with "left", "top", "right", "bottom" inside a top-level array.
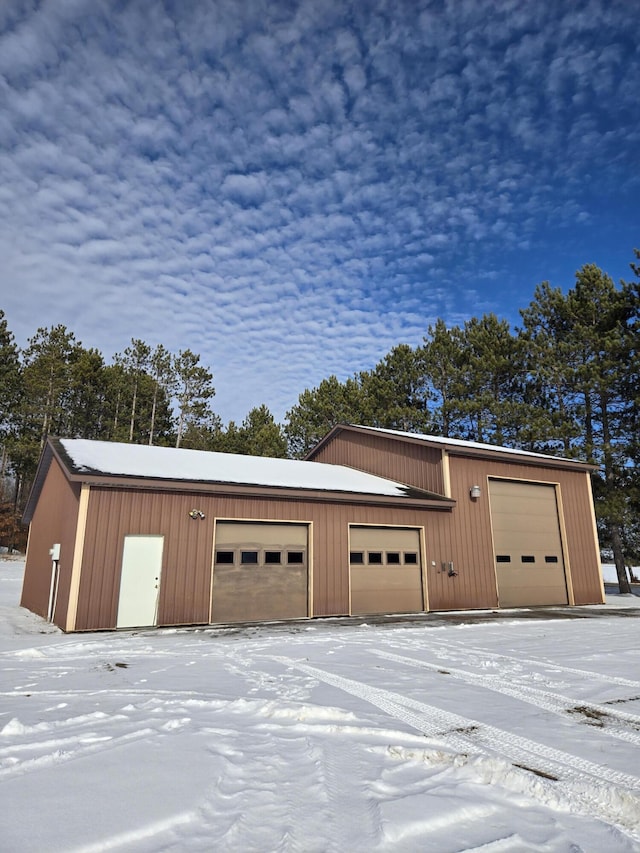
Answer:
[
  {"left": 316, "top": 435, "right": 601, "bottom": 610},
  {"left": 315, "top": 433, "right": 445, "bottom": 494},
  {"left": 21, "top": 459, "right": 80, "bottom": 623},
  {"left": 69, "top": 449, "right": 600, "bottom": 632},
  {"left": 75, "top": 488, "right": 460, "bottom": 629},
  {"left": 446, "top": 458, "right": 497, "bottom": 609},
  {"left": 445, "top": 457, "right": 602, "bottom": 607}
]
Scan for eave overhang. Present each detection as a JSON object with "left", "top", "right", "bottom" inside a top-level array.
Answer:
[{"left": 61, "top": 472, "right": 454, "bottom": 511}]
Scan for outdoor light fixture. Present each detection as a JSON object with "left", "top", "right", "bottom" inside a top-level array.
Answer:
[
  {"left": 470, "top": 485, "right": 481, "bottom": 500},
  {"left": 189, "top": 508, "right": 205, "bottom": 520}
]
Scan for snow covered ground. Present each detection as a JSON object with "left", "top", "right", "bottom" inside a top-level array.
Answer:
[{"left": 2, "top": 556, "right": 640, "bottom": 852}]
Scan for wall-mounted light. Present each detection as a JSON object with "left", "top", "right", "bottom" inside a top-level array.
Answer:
[
  {"left": 189, "top": 508, "right": 205, "bottom": 520},
  {"left": 470, "top": 484, "right": 481, "bottom": 500}
]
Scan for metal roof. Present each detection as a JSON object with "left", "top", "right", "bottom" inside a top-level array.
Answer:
[{"left": 23, "top": 437, "right": 452, "bottom": 523}]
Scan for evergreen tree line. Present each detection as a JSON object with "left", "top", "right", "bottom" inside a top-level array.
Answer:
[{"left": 1, "top": 255, "right": 638, "bottom": 590}]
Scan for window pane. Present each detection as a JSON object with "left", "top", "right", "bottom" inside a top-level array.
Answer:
[
  {"left": 521, "top": 555, "right": 535, "bottom": 563},
  {"left": 496, "top": 555, "right": 511, "bottom": 563},
  {"left": 349, "top": 551, "right": 364, "bottom": 564},
  {"left": 241, "top": 551, "right": 258, "bottom": 565},
  {"left": 545, "top": 555, "right": 559, "bottom": 563},
  {"left": 386, "top": 552, "right": 401, "bottom": 564},
  {"left": 404, "top": 552, "right": 418, "bottom": 565},
  {"left": 368, "top": 552, "right": 383, "bottom": 564},
  {"left": 215, "top": 550, "right": 234, "bottom": 565},
  {"left": 287, "top": 551, "right": 304, "bottom": 564},
  {"left": 265, "top": 551, "right": 281, "bottom": 564}
]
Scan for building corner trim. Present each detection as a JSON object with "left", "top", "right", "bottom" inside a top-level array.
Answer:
[
  {"left": 585, "top": 471, "right": 605, "bottom": 604},
  {"left": 441, "top": 450, "right": 451, "bottom": 498},
  {"left": 65, "top": 484, "right": 90, "bottom": 632}
]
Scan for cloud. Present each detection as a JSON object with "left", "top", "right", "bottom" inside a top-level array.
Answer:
[{"left": 0, "top": 0, "right": 637, "bottom": 424}]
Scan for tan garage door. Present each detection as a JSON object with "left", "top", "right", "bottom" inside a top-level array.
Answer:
[
  {"left": 489, "top": 479, "right": 568, "bottom": 607},
  {"left": 211, "top": 521, "right": 309, "bottom": 623},
  {"left": 350, "top": 526, "right": 423, "bottom": 616}
]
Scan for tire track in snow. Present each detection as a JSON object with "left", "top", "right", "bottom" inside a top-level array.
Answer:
[
  {"left": 319, "top": 738, "right": 382, "bottom": 851},
  {"left": 421, "top": 638, "right": 640, "bottom": 691},
  {"left": 271, "top": 656, "right": 640, "bottom": 838},
  {"left": 373, "top": 648, "right": 640, "bottom": 746},
  {"left": 0, "top": 697, "right": 201, "bottom": 781},
  {"left": 0, "top": 727, "right": 156, "bottom": 780}
]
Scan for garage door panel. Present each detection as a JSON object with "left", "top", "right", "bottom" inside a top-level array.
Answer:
[
  {"left": 352, "top": 587, "right": 423, "bottom": 616},
  {"left": 351, "top": 566, "right": 422, "bottom": 593},
  {"left": 211, "top": 564, "right": 307, "bottom": 623},
  {"left": 497, "top": 566, "right": 569, "bottom": 607},
  {"left": 490, "top": 480, "right": 568, "bottom": 607},
  {"left": 215, "top": 522, "right": 307, "bottom": 548},
  {"left": 350, "top": 526, "right": 423, "bottom": 616},
  {"left": 492, "top": 515, "right": 562, "bottom": 537},
  {"left": 212, "top": 522, "right": 309, "bottom": 624},
  {"left": 350, "top": 527, "right": 420, "bottom": 551}
]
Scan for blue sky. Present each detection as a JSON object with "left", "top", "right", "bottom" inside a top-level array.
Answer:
[{"left": 1, "top": 0, "right": 637, "bottom": 425}]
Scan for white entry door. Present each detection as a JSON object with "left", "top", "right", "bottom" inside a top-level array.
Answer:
[{"left": 117, "top": 535, "right": 164, "bottom": 628}]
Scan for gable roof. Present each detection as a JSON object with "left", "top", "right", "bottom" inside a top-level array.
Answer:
[
  {"left": 23, "top": 437, "right": 453, "bottom": 523},
  {"left": 306, "top": 424, "right": 598, "bottom": 471}
]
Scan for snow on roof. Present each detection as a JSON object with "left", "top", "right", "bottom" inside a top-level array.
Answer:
[
  {"left": 347, "top": 425, "right": 592, "bottom": 466},
  {"left": 58, "top": 439, "right": 430, "bottom": 498}
]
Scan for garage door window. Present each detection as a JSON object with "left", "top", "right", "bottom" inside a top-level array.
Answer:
[
  {"left": 287, "top": 551, "right": 304, "bottom": 564},
  {"left": 215, "top": 550, "right": 234, "bottom": 565},
  {"left": 265, "top": 551, "right": 281, "bottom": 564},
  {"left": 350, "top": 550, "right": 420, "bottom": 567},
  {"left": 241, "top": 551, "right": 259, "bottom": 564}
]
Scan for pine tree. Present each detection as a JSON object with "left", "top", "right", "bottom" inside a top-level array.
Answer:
[
  {"left": 519, "top": 283, "right": 582, "bottom": 454},
  {"left": 237, "top": 405, "right": 288, "bottom": 457},
  {"left": 422, "top": 320, "right": 466, "bottom": 438},
  {"left": 67, "top": 347, "right": 108, "bottom": 439},
  {"left": 521, "top": 264, "right": 636, "bottom": 591},
  {"left": 118, "top": 339, "right": 151, "bottom": 442},
  {"left": 0, "top": 311, "right": 23, "bottom": 547},
  {"left": 0, "top": 310, "right": 21, "bottom": 443},
  {"left": 359, "top": 344, "right": 430, "bottom": 433},
  {"left": 20, "top": 325, "right": 79, "bottom": 448},
  {"left": 173, "top": 350, "right": 216, "bottom": 448},
  {"left": 457, "top": 314, "right": 528, "bottom": 446},
  {"left": 285, "top": 375, "right": 366, "bottom": 458},
  {"left": 148, "top": 345, "right": 175, "bottom": 446}
]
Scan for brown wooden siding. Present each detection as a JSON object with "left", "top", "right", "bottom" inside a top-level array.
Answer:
[
  {"left": 46, "top": 449, "right": 601, "bottom": 631},
  {"left": 447, "top": 457, "right": 603, "bottom": 606},
  {"left": 76, "top": 489, "right": 214, "bottom": 630},
  {"left": 314, "top": 436, "right": 601, "bottom": 609},
  {"left": 73, "top": 486, "right": 455, "bottom": 630},
  {"left": 21, "top": 458, "right": 81, "bottom": 623},
  {"left": 313, "top": 431, "right": 445, "bottom": 494}
]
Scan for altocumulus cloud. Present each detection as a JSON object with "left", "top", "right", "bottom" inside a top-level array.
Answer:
[{"left": 0, "top": 0, "right": 637, "bottom": 422}]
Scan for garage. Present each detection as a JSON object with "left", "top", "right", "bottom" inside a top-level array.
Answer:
[
  {"left": 349, "top": 525, "right": 423, "bottom": 615},
  {"left": 211, "top": 521, "right": 309, "bottom": 623},
  {"left": 21, "top": 432, "right": 603, "bottom": 633},
  {"left": 489, "top": 478, "right": 569, "bottom": 607}
]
